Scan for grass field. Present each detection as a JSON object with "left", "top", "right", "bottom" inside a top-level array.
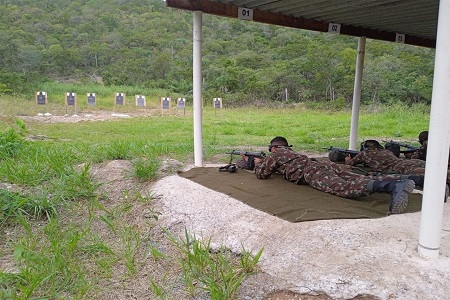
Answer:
[
  {"left": 0, "top": 91, "right": 431, "bottom": 299},
  {"left": 1, "top": 93, "right": 431, "bottom": 160}
]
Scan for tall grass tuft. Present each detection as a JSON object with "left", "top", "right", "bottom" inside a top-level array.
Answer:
[
  {"left": 0, "top": 119, "right": 28, "bottom": 159},
  {"left": 3, "top": 219, "right": 91, "bottom": 299},
  {"left": 132, "top": 157, "right": 161, "bottom": 181},
  {"left": 49, "top": 163, "right": 100, "bottom": 203},
  {"left": 100, "top": 142, "right": 134, "bottom": 161},
  {"left": 163, "top": 228, "right": 263, "bottom": 299},
  {"left": 0, "top": 190, "right": 58, "bottom": 226}
]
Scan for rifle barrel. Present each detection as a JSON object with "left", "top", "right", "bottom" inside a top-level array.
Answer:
[{"left": 226, "top": 150, "right": 265, "bottom": 157}]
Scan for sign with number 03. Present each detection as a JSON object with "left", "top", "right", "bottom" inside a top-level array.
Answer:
[
  {"left": 238, "top": 7, "right": 253, "bottom": 20},
  {"left": 395, "top": 33, "right": 405, "bottom": 43},
  {"left": 328, "top": 23, "right": 341, "bottom": 34}
]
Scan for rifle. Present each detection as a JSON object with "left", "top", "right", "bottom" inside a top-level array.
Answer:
[
  {"left": 224, "top": 150, "right": 266, "bottom": 171},
  {"left": 383, "top": 140, "right": 420, "bottom": 157},
  {"left": 322, "top": 146, "right": 359, "bottom": 163}
]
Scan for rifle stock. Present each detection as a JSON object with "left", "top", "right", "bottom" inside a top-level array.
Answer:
[
  {"left": 322, "top": 146, "right": 359, "bottom": 162},
  {"left": 225, "top": 150, "right": 266, "bottom": 170}
]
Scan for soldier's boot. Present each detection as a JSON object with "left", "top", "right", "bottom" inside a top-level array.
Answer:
[
  {"left": 401, "top": 175, "right": 448, "bottom": 203},
  {"left": 401, "top": 175, "right": 424, "bottom": 188},
  {"left": 368, "top": 179, "right": 415, "bottom": 214}
]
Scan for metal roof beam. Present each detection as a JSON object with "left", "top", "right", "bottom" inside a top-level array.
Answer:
[{"left": 166, "top": 0, "right": 435, "bottom": 48}]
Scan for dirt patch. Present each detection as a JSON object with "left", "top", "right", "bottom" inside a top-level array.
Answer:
[
  {"left": 18, "top": 110, "right": 184, "bottom": 124},
  {"left": 264, "top": 290, "right": 379, "bottom": 300}
]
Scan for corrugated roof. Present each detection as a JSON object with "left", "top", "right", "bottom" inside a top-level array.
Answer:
[{"left": 166, "top": 0, "right": 439, "bottom": 48}]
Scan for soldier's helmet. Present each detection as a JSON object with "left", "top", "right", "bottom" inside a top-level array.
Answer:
[{"left": 362, "top": 140, "right": 383, "bottom": 150}]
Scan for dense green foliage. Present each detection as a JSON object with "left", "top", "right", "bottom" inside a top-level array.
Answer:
[{"left": 0, "top": 0, "right": 435, "bottom": 105}]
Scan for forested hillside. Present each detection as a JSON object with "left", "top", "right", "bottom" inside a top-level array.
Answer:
[{"left": 0, "top": 0, "right": 436, "bottom": 106}]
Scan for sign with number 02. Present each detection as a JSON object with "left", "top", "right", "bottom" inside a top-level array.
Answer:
[
  {"left": 238, "top": 7, "right": 253, "bottom": 20},
  {"left": 328, "top": 23, "right": 341, "bottom": 34}
]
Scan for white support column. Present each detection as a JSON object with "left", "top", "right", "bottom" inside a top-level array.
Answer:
[
  {"left": 349, "top": 36, "right": 366, "bottom": 150},
  {"left": 193, "top": 11, "right": 203, "bottom": 167},
  {"left": 418, "top": 0, "right": 450, "bottom": 259}
]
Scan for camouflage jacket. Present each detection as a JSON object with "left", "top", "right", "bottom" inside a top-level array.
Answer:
[
  {"left": 254, "top": 147, "right": 314, "bottom": 183},
  {"left": 346, "top": 148, "right": 418, "bottom": 172},
  {"left": 409, "top": 146, "right": 427, "bottom": 160}
]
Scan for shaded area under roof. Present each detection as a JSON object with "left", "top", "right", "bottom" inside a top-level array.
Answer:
[{"left": 166, "top": 0, "right": 438, "bottom": 48}]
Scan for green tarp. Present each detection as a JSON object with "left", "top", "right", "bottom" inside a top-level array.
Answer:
[{"left": 178, "top": 167, "right": 423, "bottom": 222}]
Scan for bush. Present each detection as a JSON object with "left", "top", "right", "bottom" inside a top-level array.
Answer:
[{"left": 0, "top": 119, "right": 28, "bottom": 160}]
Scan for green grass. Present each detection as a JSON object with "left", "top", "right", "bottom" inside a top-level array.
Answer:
[
  {"left": 162, "top": 228, "right": 263, "bottom": 300},
  {"left": 9, "top": 103, "right": 429, "bottom": 160},
  {"left": 0, "top": 97, "right": 431, "bottom": 299}
]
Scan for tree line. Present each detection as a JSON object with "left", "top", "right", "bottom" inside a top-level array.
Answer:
[{"left": 0, "top": 0, "right": 436, "bottom": 106}]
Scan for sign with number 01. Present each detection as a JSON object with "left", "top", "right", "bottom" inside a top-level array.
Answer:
[
  {"left": 395, "top": 33, "right": 405, "bottom": 43},
  {"left": 238, "top": 7, "right": 253, "bottom": 20},
  {"left": 328, "top": 23, "right": 341, "bottom": 34}
]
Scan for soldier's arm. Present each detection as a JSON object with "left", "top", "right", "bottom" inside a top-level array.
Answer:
[{"left": 345, "top": 152, "right": 364, "bottom": 166}]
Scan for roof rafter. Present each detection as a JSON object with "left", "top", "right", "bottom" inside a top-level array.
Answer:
[{"left": 166, "top": 0, "right": 436, "bottom": 48}]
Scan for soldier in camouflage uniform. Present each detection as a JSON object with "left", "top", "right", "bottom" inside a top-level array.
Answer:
[
  {"left": 345, "top": 140, "right": 426, "bottom": 176},
  {"left": 404, "top": 131, "right": 450, "bottom": 167},
  {"left": 345, "top": 139, "right": 449, "bottom": 201},
  {"left": 252, "top": 136, "right": 416, "bottom": 214},
  {"left": 404, "top": 131, "right": 428, "bottom": 160}
]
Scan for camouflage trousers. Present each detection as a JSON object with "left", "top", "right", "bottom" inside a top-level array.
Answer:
[
  {"left": 303, "top": 161, "right": 374, "bottom": 198},
  {"left": 391, "top": 159, "right": 426, "bottom": 176},
  {"left": 301, "top": 161, "right": 410, "bottom": 198}
]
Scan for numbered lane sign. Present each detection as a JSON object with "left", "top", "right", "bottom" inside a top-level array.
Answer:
[
  {"left": 238, "top": 7, "right": 253, "bottom": 21},
  {"left": 328, "top": 23, "right": 341, "bottom": 34},
  {"left": 395, "top": 33, "right": 405, "bottom": 43}
]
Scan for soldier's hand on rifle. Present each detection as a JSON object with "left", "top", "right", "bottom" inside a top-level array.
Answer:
[
  {"left": 253, "top": 157, "right": 263, "bottom": 166},
  {"left": 404, "top": 152, "right": 413, "bottom": 159},
  {"left": 344, "top": 154, "right": 352, "bottom": 164}
]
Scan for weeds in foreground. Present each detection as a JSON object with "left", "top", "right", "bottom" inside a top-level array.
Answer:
[
  {"left": 161, "top": 228, "right": 263, "bottom": 300},
  {"left": 0, "top": 190, "right": 58, "bottom": 226},
  {"left": 1, "top": 218, "right": 91, "bottom": 299},
  {"left": 132, "top": 157, "right": 161, "bottom": 181},
  {"left": 121, "top": 225, "right": 142, "bottom": 276},
  {"left": 0, "top": 119, "right": 27, "bottom": 160}
]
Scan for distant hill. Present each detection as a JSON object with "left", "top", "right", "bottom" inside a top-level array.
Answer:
[{"left": 0, "top": 0, "right": 435, "bottom": 105}]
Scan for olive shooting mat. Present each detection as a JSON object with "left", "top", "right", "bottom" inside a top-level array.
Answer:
[{"left": 178, "top": 167, "right": 423, "bottom": 222}]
